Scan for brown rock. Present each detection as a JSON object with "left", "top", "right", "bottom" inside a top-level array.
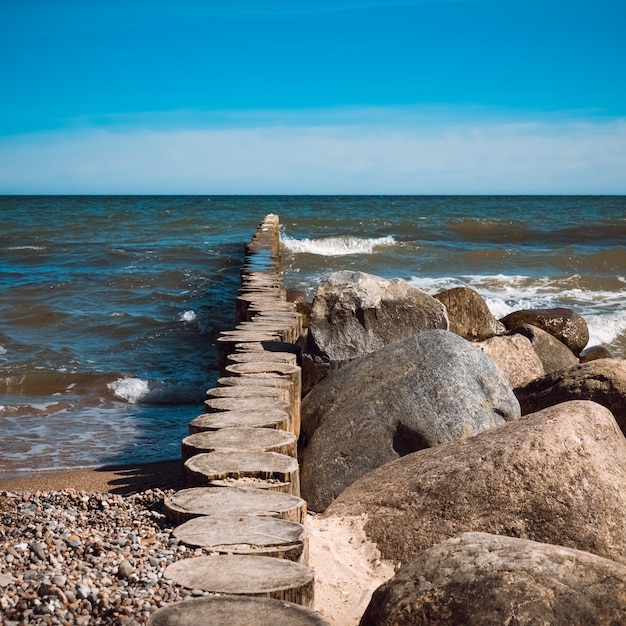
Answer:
[
  {"left": 500, "top": 307, "right": 589, "bottom": 356},
  {"left": 434, "top": 286, "right": 504, "bottom": 340},
  {"left": 580, "top": 345, "right": 613, "bottom": 362},
  {"left": 360, "top": 532, "right": 626, "bottom": 626},
  {"left": 510, "top": 323, "right": 579, "bottom": 373},
  {"left": 325, "top": 401, "right": 626, "bottom": 566},
  {"left": 515, "top": 358, "right": 626, "bottom": 435},
  {"left": 287, "top": 289, "right": 312, "bottom": 328},
  {"left": 476, "top": 333, "right": 544, "bottom": 389}
]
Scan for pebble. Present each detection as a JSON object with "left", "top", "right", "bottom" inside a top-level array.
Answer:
[
  {"left": 0, "top": 488, "right": 209, "bottom": 625},
  {"left": 117, "top": 560, "right": 135, "bottom": 579},
  {"left": 30, "top": 541, "right": 47, "bottom": 561}
]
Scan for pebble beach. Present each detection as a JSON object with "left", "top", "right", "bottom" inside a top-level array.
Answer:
[{"left": 0, "top": 463, "right": 207, "bottom": 626}]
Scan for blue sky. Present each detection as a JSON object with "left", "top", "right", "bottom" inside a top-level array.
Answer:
[{"left": 1, "top": 0, "right": 625, "bottom": 194}]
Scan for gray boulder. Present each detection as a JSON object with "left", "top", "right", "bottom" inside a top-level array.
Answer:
[
  {"left": 515, "top": 358, "right": 626, "bottom": 435},
  {"left": 510, "top": 323, "right": 579, "bottom": 373},
  {"left": 500, "top": 307, "right": 589, "bottom": 356},
  {"left": 305, "top": 271, "right": 448, "bottom": 373},
  {"left": 360, "top": 532, "right": 626, "bottom": 626},
  {"left": 434, "top": 286, "right": 504, "bottom": 340},
  {"left": 476, "top": 333, "right": 545, "bottom": 389},
  {"left": 324, "top": 401, "right": 626, "bottom": 566},
  {"left": 300, "top": 330, "right": 520, "bottom": 512}
]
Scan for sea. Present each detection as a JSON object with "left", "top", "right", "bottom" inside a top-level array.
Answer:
[{"left": 1, "top": 195, "right": 625, "bottom": 477}]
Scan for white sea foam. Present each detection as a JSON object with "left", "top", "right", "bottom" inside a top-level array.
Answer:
[
  {"left": 281, "top": 235, "right": 396, "bottom": 256},
  {"left": 586, "top": 311, "right": 626, "bottom": 348},
  {"left": 178, "top": 310, "right": 197, "bottom": 323},
  {"left": 407, "top": 273, "right": 626, "bottom": 353},
  {"left": 8, "top": 245, "right": 47, "bottom": 251},
  {"left": 30, "top": 402, "right": 62, "bottom": 411},
  {"left": 0, "top": 401, "right": 65, "bottom": 414},
  {"left": 107, "top": 377, "right": 150, "bottom": 404}
]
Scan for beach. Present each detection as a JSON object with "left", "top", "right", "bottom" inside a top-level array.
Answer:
[
  {"left": 0, "top": 459, "right": 193, "bottom": 624},
  {"left": 0, "top": 464, "right": 393, "bottom": 626}
]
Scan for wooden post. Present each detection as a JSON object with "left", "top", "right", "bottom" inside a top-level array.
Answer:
[
  {"left": 184, "top": 450, "right": 300, "bottom": 496},
  {"left": 172, "top": 514, "right": 308, "bottom": 562},
  {"left": 224, "top": 362, "right": 302, "bottom": 437},
  {"left": 188, "top": 409, "right": 291, "bottom": 434},
  {"left": 217, "top": 330, "right": 282, "bottom": 374},
  {"left": 147, "top": 594, "right": 329, "bottom": 625},
  {"left": 164, "top": 486, "right": 307, "bottom": 525},
  {"left": 203, "top": 396, "right": 291, "bottom": 416},
  {"left": 164, "top": 555, "right": 314, "bottom": 607},
  {"left": 181, "top": 427, "right": 297, "bottom": 461}
]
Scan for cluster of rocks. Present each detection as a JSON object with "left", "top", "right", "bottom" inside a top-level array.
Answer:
[
  {"left": 293, "top": 269, "right": 626, "bottom": 624},
  {"left": 0, "top": 488, "right": 211, "bottom": 626}
]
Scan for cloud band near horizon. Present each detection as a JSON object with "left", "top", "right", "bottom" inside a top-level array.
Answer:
[{"left": 1, "top": 111, "right": 625, "bottom": 195}]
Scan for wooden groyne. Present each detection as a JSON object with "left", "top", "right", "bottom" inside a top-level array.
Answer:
[{"left": 148, "top": 215, "right": 328, "bottom": 624}]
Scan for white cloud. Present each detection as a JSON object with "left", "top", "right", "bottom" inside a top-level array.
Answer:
[{"left": 1, "top": 112, "right": 625, "bottom": 194}]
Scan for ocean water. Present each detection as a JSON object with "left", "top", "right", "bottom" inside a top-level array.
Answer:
[{"left": 1, "top": 195, "right": 625, "bottom": 476}]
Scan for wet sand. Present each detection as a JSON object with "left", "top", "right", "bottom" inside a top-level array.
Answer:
[{"left": 0, "top": 459, "right": 184, "bottom": 495}]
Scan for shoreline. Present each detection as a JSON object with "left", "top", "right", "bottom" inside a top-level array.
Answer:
[{"left": 0, "top": 458, "right": 184, "bottom": 495}]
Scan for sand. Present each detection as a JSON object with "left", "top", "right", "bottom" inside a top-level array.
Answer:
[
  {"left": 306, "top": 514, "right": 396, "bottom": 625},
  {"left": 0, "top": 459, "right": 184, "bottom": 495}
]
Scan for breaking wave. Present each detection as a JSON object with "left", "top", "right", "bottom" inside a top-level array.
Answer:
[{"left": 281, "top": 234, "right": 396, "bottom": 256}]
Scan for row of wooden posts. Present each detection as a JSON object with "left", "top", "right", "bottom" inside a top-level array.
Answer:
[{"left": 148, "top": 215, "right": 329, "bottom": 625}]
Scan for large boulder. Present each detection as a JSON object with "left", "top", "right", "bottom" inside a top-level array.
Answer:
[
  {"left": 476, "top": 333, "right": 544, "bottom": 389},
  {"left": 300, "top": 330, "right": 520, "bottom": 512},
  {"left": 305, "top": 271, "right": 448, "bottom": 373},
  {"left": 434, "top": 286, "right": 504, "bottom": 340},
  {"left": 509, "top": 323, "right": 579, "bottom": 373},
  {"left": 500, "top": 307, "right": 589, "bottom": 356},
  {"left": 515, "top": 358, "right": 626, "bottom": 434},
  {"left": 324, "top": 401, "right": 626, "bottom": 566},
  {"left": 360, "top": 532, "right": 626, "bottom": 626}
]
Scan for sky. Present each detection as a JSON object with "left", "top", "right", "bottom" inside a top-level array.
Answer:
[{"left": 1, "top": 0, "right": 625, "bottom": 194}]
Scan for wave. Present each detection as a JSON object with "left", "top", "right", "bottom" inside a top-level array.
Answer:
[
  {"left": 107, "top": 377, "right": 150, "bottom": 404},
  {"left": 281, "top": 234, "right": 396, "bottom": 256},
  {"left": 7, "top": 245, "right": 48, "bottom": 251},
  {"left": 107, "top": 376, "right": 206, "bottom": 405},
  {"left": 177, "top": 309, "right": 197, "bottom": 323},
  {"left": 443, "top": 219, "right": 626, "bottom": 247},
  {"left": 407, "top": 273, "right": 626, "bottom": 356},
  {"left": 0, "top": 370, "right": 206, "bottom": 407},
  {"left": 0, "top": 370, "right": 120, "bottom": 396}
]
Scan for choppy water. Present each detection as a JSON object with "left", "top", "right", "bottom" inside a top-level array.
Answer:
[{"left": 1, "top": 195, "right": 625, "bottom": 476}]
